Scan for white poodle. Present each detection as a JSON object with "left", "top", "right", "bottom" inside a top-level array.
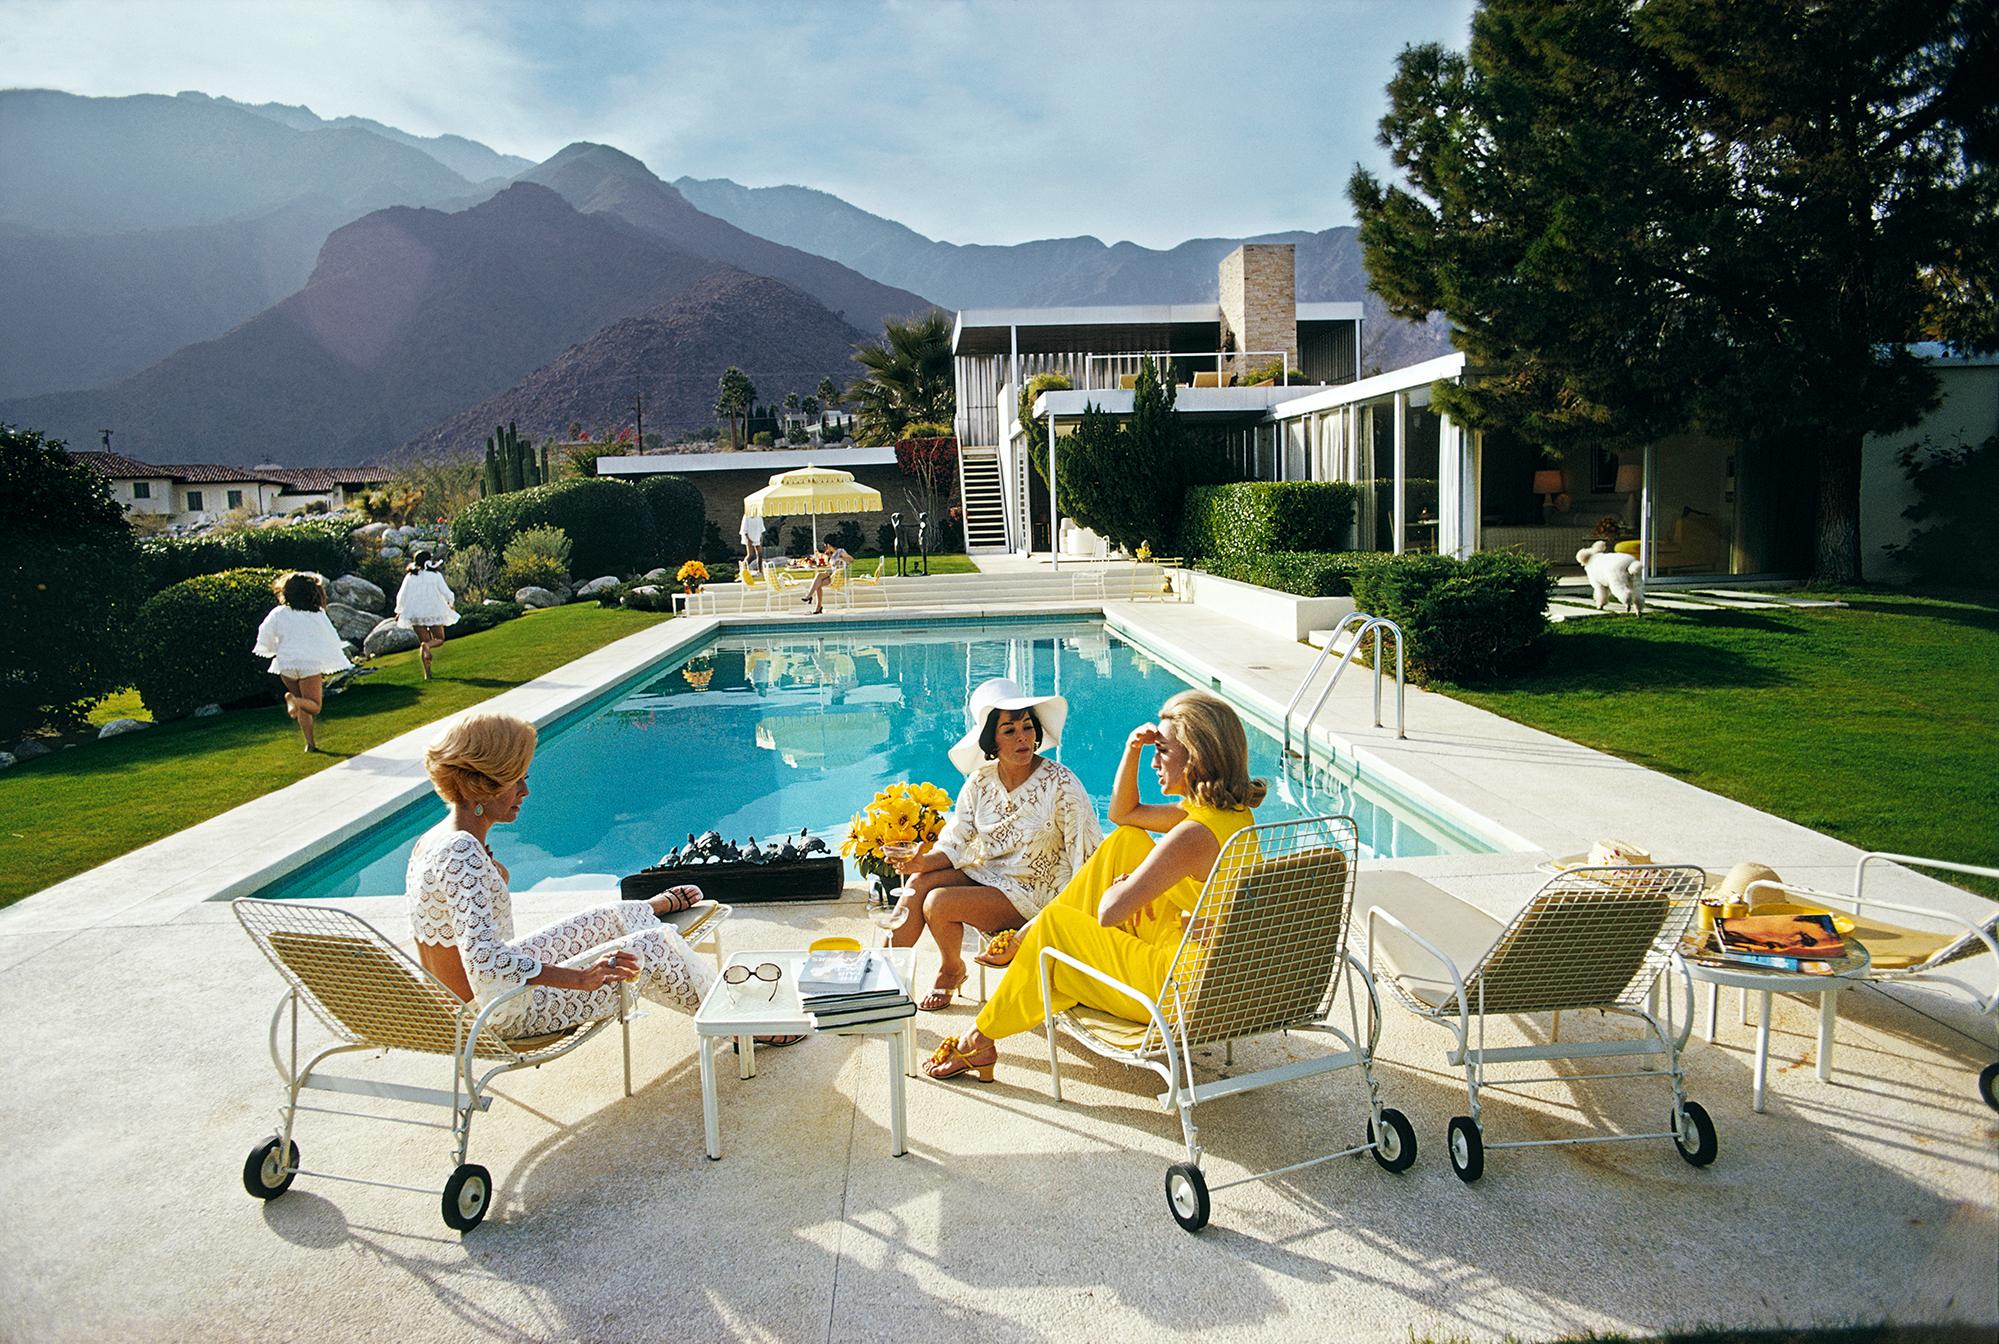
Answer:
[{"left": 1577, "top": 541, "right": 1644, "bottom": 615}]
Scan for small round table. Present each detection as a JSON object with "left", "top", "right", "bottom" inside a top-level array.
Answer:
[{"left": 1677, "top": 940, "right": 1870, "bottom": 1113}]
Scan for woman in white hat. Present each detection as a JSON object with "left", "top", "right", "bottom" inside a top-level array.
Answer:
[{"left": 886, "top": 677, "right": 1103, "bottom": 1011}]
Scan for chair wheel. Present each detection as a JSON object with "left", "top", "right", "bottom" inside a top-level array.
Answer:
[
  {"left": 1673, "top": 1101, "right": 1718, "bottom": 1167},
  {"left": 1979, "top": 1062, "right": 1999, "bottom": 1114},
  {"left": 1447, "top": 1116, "right": 1484, "bottom": 1183},
  {"left": 441, "top": 1162, "right": 492, "bottom": 1232},
  {"left": 1165, "top": 1162, "right": 1210, "bottom": 1232},
  {"left": 1369, "top": 1107, "right": 1418, "bottom": 1173},
  {"left": 242, "top": 1137, "right": 299, "bottom": 1200}
]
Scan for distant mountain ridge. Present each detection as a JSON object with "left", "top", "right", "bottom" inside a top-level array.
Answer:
[
  {"left": 192, "top": 92, "right": 533, "bottom": 182},
  {"left": 402, "top": 271, "right": 866, "bottom": 459},
  {"left": 674, "top": 177, "right": 1454, "bottom": 369},
  {"left": 0, "top": 184, "right": 730, "bottom": 463}
]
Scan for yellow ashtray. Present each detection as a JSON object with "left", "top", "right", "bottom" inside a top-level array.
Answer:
[
  {"left": 1747, "top": 901, "right": 1858, "bottom": 936},
  {"left": 808, "top": 936, "right": 864, "bottom": 953}
]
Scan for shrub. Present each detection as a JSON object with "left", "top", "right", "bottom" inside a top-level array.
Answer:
[
  {"left": 1195, "top": 550, "right": 1376, "bottom": 597},
  {"left": 751, "top": 431, "right": 774, "bottom": 447},
  {"left": 139, "top": 518, "right": 356, "bottom": 593},
  {"left": 1179, "top": 482, "right": 1359, "bottom": 559},
  {"left": 1055, "top": 359, "right": 1231, "bottom": 554},
  {"left": 443, "top": 544, "right": 500, "bottom": 603},
  {"left": 827, "top": 519, "right": 866, "bottom": 554},
  {"left": 1346, "top": 551, "right": 1552, "bottom": 686},
  {"left": 0, "top": 426, "right": 148, "bottom": 737},
  {"left": 1238, "top": 358, "right": 1310, "bottom": 387},
  {"left": 499, "top": 526, "right": 572, "bottom": 593},
  {"left": 448, "top": 600, "right": 522, "bottom": 638},
  {"left": 700, "top": 519, "right": 734, "bottom": 563},
  {"left": 786, "top": 525, "right": 815, "bottom": 557},
  {"left": 901, "top": 421, "right": 952, "bottom": 440},
  {"left": 451, "top": 478, "right": 657, "bottom": 577},
  {"left": 631, "top": 475, "right": 706, "bottom": 565},
  {"left": 133, "top": 567, "right": 283, "bottom": 720}
]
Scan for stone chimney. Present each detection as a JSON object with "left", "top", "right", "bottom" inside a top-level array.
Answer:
[{"left": 1217, "top": 243, "right": 1297, "bottom": 378}]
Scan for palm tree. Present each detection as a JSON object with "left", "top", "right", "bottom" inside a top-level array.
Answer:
[
  {"left": 715, "top": 366, "right": 756, "bottom": 450},
  {"left": 846, "top": 309, "right": 954, "bottom": 446}
]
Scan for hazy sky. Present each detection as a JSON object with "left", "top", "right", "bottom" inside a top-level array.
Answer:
[{"left": 3, "top": 0, "right": 1477, "bottom": 249}]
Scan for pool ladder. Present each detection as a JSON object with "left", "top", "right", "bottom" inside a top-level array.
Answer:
[{"left": 1282, "top": 612, "right": 1406, "bottom": 771}]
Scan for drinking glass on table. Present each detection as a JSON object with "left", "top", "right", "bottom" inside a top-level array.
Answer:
[{"left": 872, "top": 840, "right": 921, "bottom": 935}]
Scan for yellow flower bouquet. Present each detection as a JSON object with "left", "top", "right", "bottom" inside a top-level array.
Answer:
[
  {"left": 840, "top": 780, "right": 954, "bottom": 887},
  {"left": 676, "top": 559, "right": 709, "bottom": 593}
]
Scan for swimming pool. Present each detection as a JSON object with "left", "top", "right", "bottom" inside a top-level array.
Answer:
[{"left": 257, "top": 617, "right": 1493, "bottom": 900}]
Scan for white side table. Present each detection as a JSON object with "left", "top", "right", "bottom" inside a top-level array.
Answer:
[
  {"left": 1678, "top": 941, "right": 1871, "bottom": 1113},
  {"left": 692, "top": 949, "right": 918, "bottom": 1160}
]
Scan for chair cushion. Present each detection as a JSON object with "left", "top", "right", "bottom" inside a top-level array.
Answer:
[
  {"left": 1362, "top": 871, "right": 1504, "bottom": 1010},
  {"left": 1846, "top": 916, "right": 1962, "bottom": 971},
  {"left": 1064, "top": 1006, "right": 1152, "bottom": 1051}
]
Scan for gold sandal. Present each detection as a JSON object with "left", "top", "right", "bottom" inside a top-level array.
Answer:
[
  {"left": 922, "top": 1035, "right": 995, "bottom": 1082},
  {"left": 918, "top": 971, "right": 968, "bottom": 1012},
  {"left": 973, "top": 928, "right": 1021, "bottom": 969}
]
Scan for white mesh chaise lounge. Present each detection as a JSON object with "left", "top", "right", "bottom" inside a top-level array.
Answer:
[
  {"left": 1366, "top": 864, "right": 1714, "bottom": 1182},
  {"left": 233, "top": 896, "right": 727, "bottom": 1232},
  {"left": 1039, "top": 816, "right": 1417, "bottom": 1232}
]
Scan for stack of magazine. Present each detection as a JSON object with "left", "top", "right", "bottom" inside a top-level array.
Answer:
[
  {"left": 1690, "top": 911, "right": 1849, "bottom": 975},
  {"left": 796, "top": 950, "right": 914, "bottom": 1029}
]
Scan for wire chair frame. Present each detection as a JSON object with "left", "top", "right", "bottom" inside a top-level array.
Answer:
[
  {"left": 1038, "top": 817, "right": 1414, "bottom": 1210},
  {"left": 1367, "top": 864, "right": 1711, "bottom": 1169},
  {"left": 233, "top": 897, "right": 713, "bottom": 1224}
]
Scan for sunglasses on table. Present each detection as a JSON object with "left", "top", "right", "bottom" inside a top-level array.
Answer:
[{"left": 722, "top": 962, "right": 783, "bottom": 1001}]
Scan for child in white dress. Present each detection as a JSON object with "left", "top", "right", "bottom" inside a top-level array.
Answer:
[
  {"left": 395, "top": 551, "right": 460, "bottom": 681},
  {"left": 251, "top": 571, "right": 351, "bottom": 753}
]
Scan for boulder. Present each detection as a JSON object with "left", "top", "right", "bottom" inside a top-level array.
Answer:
[
  {"left": 97, "top": 718, "right": 151, "bottom": 738},
  {"left": 515, "top": 586, "right": 561, "bottom": 609},
  {"left": 13, "top": 739, "right": 51, "bottom": 761},
  {"left": 379, "top": 545, "right": 403, "bottom": 561},
  {"left": 325, "top": 602, "right": 380, "bottom": 644},
  {"left": 330, "top": 573, "right": 387, "bottom": 613},
  {"left": 0, "top": 752, "right": 15, "bottom": 770},
  {"left": 575, "top": 575, "right": 620, "bottom": 597},
  {"left": 352, "top": 522, "right": 390, "bottom": 541},
  {"left": 193, "top": 704, "right": 223, "bottom": 718},
  {"left": 644, "top": 567, "right": 670, "bottom": 581},
  {"left": 624, "top": 585, "right": 663, "bottom": 607},
  {"left": 363, "top": 619, "right": 420, "bottom": 658}
]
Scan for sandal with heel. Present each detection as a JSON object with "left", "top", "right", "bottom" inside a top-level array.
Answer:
[
  {"left": 918, "top": 970, "right": 968, "bottom": 1012},
  {"left": 922, "top": 1035, "right": 995, "bottom": 1082},
  {"left": 973, "top": 928, "right": 1020, "bottom": 969}
]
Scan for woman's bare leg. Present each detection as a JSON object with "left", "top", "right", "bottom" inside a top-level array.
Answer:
[
  {"left": 921, "top": 885, "right": 1020, "bottom": 989},
  {"left": 417, "top": 625, "right": 442, "bottom": 679},
  {"left": 289, "top": 674, "right": 323, "bottom": 752}
]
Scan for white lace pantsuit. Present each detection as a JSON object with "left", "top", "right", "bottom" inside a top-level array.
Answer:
[{"left": 406, "top": 829, "right": 716, "bottom": 1038}]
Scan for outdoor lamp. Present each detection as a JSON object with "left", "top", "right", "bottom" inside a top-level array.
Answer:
[
  {"left": 1533, "top": 469, "right": 1565, "bottom": 520},
  {"left": 1615, "top": 462, "right": 1644, "bottom": 526}
]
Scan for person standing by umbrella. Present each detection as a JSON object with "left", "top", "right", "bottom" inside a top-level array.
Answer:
[{"left": 739, "top": 510, "right": 764, "bottom": 575}]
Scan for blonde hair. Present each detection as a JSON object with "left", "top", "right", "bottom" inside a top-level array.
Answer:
[
  {"left": 424, "top": 713, "right": 537, "bottom": 806},
  {"left": 1159, "top": 690, "right": 1267, "bottom": 812}
]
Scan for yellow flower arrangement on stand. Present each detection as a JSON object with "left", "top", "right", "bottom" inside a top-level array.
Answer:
[
  {"left": 676, "top": 559, "right": 709, "bottom": 593},
  {"left": 840, "top": 781, "right": 954, "bottom": 888}
]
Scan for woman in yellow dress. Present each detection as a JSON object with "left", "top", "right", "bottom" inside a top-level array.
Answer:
[{"left": 922, "top": 689, "right": 1266, "bottom": 1082}]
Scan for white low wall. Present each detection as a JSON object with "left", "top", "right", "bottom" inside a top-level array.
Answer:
[{"left": 1172, "top": 567, "right": 1354, "bottom": 642}]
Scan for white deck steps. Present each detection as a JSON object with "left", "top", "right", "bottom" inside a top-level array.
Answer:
[{"left": 957, "top": 448, "right": 1011, "bottom": 555}]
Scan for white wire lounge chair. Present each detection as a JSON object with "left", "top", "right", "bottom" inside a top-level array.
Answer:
[
  {"left": 1039, "top": 816, "right": 1416, "bottom": 1233},
  {"left": 232, "top": 896, "right": 728, "bottom": 1232},
  {"left": 1739, "top": 851, "right": 1999, "bottom": 1112},
  {"left": 1366, "top": 865, "right": 1713, "bottom": 1183}
]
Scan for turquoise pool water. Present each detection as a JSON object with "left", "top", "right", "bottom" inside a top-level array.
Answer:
[{"left": 257, "top": 617, "right": 1491, "bottom": 900}]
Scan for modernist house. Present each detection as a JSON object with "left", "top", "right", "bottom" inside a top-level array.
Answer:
[
  {"left": 954, "top": 245, "right": 1996, "bottom": 581},
  {"left": 77, "top": 452, "right": 388, "bottom": 526}
]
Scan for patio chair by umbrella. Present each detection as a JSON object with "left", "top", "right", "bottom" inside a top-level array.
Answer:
[{"left": 744, "top": 466, "right": 883, "bottom": 550}]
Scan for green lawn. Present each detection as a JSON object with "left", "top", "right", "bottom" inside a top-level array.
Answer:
[
  {"left": 1445, "top": 590, "right": 1999, "bottom": 897},
  {"left": 0, "top": 604, "right": 668, "bottom": 907},
  {"left": 843, "top": 553, "right": 980, "bottom": 576}
]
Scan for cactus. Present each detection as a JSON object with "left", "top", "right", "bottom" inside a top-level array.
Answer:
[
  {"left": 482, "top": 438, "right": 502, "bottom": 497},
  {"left": 484, "top": 422, "right": 541, "bottom": 495}
]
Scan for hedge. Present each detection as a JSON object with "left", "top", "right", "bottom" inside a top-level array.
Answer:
[
  {"left": 133, "top": 568, "right": 284, "bottom": 720},
  {"left": 139, "top": 518, "right": 358, "bottom": 593},
  {"left": 451, "top": 478, "right": 658, "bottom": 578},
  {"left": 1346, "top": 551, "right": 1552, "bottom": 686},
  {"left": 631, "top": 475, "right": 706, "bottom": 565},
  {"left": 1179, "top": 482, "right": 1359, "bottom": 559},
  {"left": 1194, "top": 550, "right": 1376, "bottom": 597},
  {"left": 448, "top": 600, "right": 523, "bottom": 638}
]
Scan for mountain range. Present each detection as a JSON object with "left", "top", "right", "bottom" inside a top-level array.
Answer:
[{"left": 0, "top": 89, "right": 1453, "bottom": 467}]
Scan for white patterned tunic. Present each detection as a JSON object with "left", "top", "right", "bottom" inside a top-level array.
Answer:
[
  {"left": 405, "top": 828, "right": 715, "bottom": 1037},
  {"left": 394, "top": 569, "right": 460, "bottom": 628},
  {"left": 932, "top": 758, "right": 1104, "bottom": 921}
]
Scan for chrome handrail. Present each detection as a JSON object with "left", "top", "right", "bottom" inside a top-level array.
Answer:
[{"left": 1283, "top": 615, "right": 1406, "bottom": 769}]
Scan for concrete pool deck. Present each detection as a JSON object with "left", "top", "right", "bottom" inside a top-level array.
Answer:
[{"left": 1, "top": 598, "right": 1994, "bottom": 1342}]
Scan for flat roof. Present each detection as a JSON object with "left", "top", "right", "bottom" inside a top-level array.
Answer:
[
  {"left": 597, "top": 447, "right": 898, "bottom": 477},
  {"left": 1031, "top": 386, "right": 1318, "bottom": 419},
  {"left": 954, "top": 300, "right": 1364, "bottom": 355}
]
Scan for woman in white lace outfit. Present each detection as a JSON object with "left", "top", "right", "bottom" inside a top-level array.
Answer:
[
  {"left": 251, "top": 571, "right": 352, "bottom": 754},
  {"left": 394, "top": 550, "right": 459, "bottom": 682},
  {"left": 406, "top": 713, "right": 802, "bottom": 1044},
  {"left": 886, "top": 678, "right": 1102, "bottom": 1010}
]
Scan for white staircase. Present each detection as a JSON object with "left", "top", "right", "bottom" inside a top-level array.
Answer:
[{"left": 958, "top": 448, "right": 1011, "bottom": 555}]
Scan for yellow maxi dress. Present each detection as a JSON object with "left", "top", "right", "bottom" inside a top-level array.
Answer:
[{"left": 973, "top": 802, "right": 1254, "bottom": 1039}]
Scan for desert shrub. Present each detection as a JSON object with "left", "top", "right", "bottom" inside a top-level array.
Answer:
[
  {"left": 354, "top": 549, "right": 405, "bottom": 596},
  {"left": 827, "top": 519, "right": 866, "bottom": 554},
  {"left": 1179, "top": 482, "right": 1360, "bottom": 560},
  {"left": 876, "top": 521, "right": 899, "bottom": 555},
  {"left": 132, "top": 567, "right": 283, "bottom": 720},
  {"left": 448, "top": 600, "right": 522, "bottom": 638},
  {"left": 1195, "top": 550, "right": 1377, "bottom": 597},
  {"left": 786, "top": 525, "right": 815, "bottom": 557},
  {"left": 139, "top": 519, "right": 355, "bottom": 593},
  {"left": 1346, "top": 551, "right": 1552, "bottom": 686},
  {"left": 1238, "top": 358, "right": 1310, "bottom": 387},
  {"left": 443, "top": 544, "right": 500, "bottom": 604},
  {"left": 700, "top": 519, "right": 734, "bottom": 563},
  {"left": 0, "top": 426, "right": 148, "bottom": 738},
  {"left": 1887, "top": 433, "right": 1999, "bottom": 586},
  {"left": 451, "top": 478, "right": 657, "bottom": 577},
  {"left": 499, "top": 526, "right": 572, "bottom": 593},
  {"left": 631, "top": 475, "right": 706, "bottom": 565},
  {"left": 609, "top": 580, "right": 676, "bottom": 612},
  {"left": 751, "top": 431, "right": 774, "bottom": 447},
  {"left": 901, "top": 421, "right": 952, "bottom": 440},
  {"left": 1055, "top": 360, "right": 1231, "bottom": 554}
]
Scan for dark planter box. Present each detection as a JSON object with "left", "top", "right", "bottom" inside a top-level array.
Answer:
[{"left": 621, "top": 856, "right": 846, "bottom": 905}]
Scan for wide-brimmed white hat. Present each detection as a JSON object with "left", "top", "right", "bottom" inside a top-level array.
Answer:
[{"left": 948, "top": 677, "right": 1068, "bottom": 775}]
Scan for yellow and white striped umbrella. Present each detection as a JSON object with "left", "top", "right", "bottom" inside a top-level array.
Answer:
[{"left": 744, "top": 467, "right": 883, "bottom": 548}]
